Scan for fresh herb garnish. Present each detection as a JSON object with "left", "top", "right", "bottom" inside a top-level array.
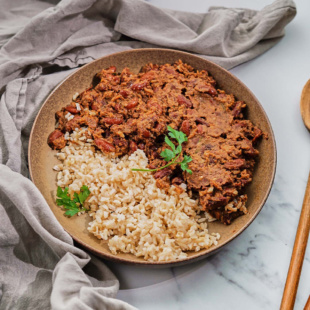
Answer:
[
  {"left": 132, "top": 126, "right": 192, "bottom": 174},
  {"left": 56, "top": 185, "right": 91, "bottom": 217}
]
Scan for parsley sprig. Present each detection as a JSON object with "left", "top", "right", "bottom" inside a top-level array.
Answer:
[
  {"left": 56, "top": 185, "right": 91, "bottom": 217},
  {"left": 132, "top": 126, "right": 192, "bottom": 174}
]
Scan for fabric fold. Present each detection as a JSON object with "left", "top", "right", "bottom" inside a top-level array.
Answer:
[
  {"left": 0, "top": 0, "right": 296, "bottom": 309},
  {"left": 0, "top": 165, "right": 135, "bottom": 310}
]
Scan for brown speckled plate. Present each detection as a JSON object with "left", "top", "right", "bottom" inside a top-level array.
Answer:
[{"left": 29, "top": 49, "right": 276, "bottom": 266}]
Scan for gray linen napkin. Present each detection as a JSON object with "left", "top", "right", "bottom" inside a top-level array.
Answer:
[{"left": 0, "top": 0, "right": 296, "bottom": 309}]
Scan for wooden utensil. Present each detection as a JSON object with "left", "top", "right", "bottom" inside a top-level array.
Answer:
[
  {"left": 280, "top": 80, "right": 310, "bottom": 310},
  {"left": 304, "top": 295, "right": 310, "bottom": 310}
]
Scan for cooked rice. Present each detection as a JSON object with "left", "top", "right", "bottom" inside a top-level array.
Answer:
[{"left": 54, "top": 128, "right": 220, "bottom": 262}]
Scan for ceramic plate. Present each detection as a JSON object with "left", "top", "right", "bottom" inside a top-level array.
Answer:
[{"left": 29, "top": 49, "right": 276, "bottom": 266}]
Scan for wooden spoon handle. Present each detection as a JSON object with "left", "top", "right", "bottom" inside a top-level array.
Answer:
[
  {"left": 304, "top": 295, "right": 310, "bottom": 310},
  {"left": 280, "top": 172, "right": 310, "bottom": 310}
]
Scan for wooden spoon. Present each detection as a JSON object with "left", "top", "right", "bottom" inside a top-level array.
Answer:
[{"left": 280, "top": 80, "right": 310, "bottom": 310}]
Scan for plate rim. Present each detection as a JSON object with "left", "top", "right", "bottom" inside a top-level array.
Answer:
[{"left": 28, "top": 48, "right": 277, "bottom": 266}]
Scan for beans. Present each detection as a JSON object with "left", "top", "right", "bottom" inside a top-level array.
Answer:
[
  {"left": 109, "top": 66, "right": 116, "bottom": 73},
  {"left": 195, "top": 83, "right": 217, "bottom": 96},
  {"left": 172, "top": 177, "right": 183, "bottom": 185},
  {"left": 154, "top": 168, "right": 172, "bottom": 179},
  {"left": 138, "top": 143, "right": 145, "bottom": 150},
  {"left": 196, "top": 117, "right": 209, "bottom": 126},
  {"left": 112, "top": 76, "right": 120, "bottom": 84},
  {"left": 47, "top": 130, "right": 66, "bottom": 149},
  {"left": 91, "top": 103, "right": 99, "bottom": 111},
  {"left": 131, "top": 80, "right": 148, "bottom": 91},
  {"left": 120, "top": 89, "right": 130, "bottom": 98},
  {"left": 96, "top": 83, "right": 107, "bottom": 92},
  {"left": 48, "top": 129, "right": 62, "bottom": 143},
  {"left": 126, "top": 81, "right": 134, "bottom": 88},
  {"left": 232, "top": 101, "right": 244, "bottom": 117},
  {"left": 142, "top": 130, "right": 151, "bottom": 138},
  {"left": 197, "top": 124, "right": 204, "bottom": 134},
  {"left": 207, "top": 86, "right": 217, "bottom": 96},
  {"left": 154, "top": 122, "right": 165, "bottom": 133},
  {"left": 177, "top": 95, "right": 192, "bottom": 108},
  {"left": 252, "top": 127, "right": 262, "bottom": 143},
  {"left": 126, "top": 98, "right": 138, "bottom": 109},
  {"left": 129, "top": 141, "right": 138, "bottom": 154},
  {"left": 65, "top": 106, "right": 79, "bottom": 114},
  {"left": 102, "top": 117, "right": 123, "bottom": 125},
  {"left": 180, "top": 120, "right": 190, "bottom": 136},
  {"left": 94, "top": 138, "right": 115, "bottom": 152},
  {"left": 114, "top": 102, "right": 121, "bottom": 112},
  {"left": 141, "top": 71, "right": 155, "bottom": 80}
]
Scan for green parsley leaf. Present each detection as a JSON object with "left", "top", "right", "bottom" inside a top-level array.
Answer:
[
  {"left": 183, "top": 167, "right": 193, "bottom": 175},
  {"left": 179, "top": 155, "right": 193, "bottom": 174},
  {"left": 78, "top": 185, "right": 91, "bottom": 204},
  {"left": 167, "top": 126, "right": 187, "bottom": 145},
  {"left": 56, "top": 198, "right": 66, "bottom": 206},
  {"left": 132, "top": 126, "right": 193, "bottom": 174},
  {"left": 57, "top": 186, "right": 64, "bottom": 198},
  {"left": 56, "top": 185, "right": 91, "bottom": 217},
  {"left": 181, "top": 155, "right": 192, "bottom": 164},
  {"left": 164, "top": 136, "right": 176, "bottom": 153},
  {"left": 57, "top": 187, "right": 69, "bottom": 199},
  {"left": 160, "top": 149, "right": 175, "bottom": 162},
  {"left": 175, "top": 144, "right": 182, "bottom": 155},
  {"left": 65, "top": 208, "right": 80, "bottom": 217}
]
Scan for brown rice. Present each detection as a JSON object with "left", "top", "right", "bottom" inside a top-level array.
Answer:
[{"left": 54, "top": 128, "right": 220, "bottom": 262}]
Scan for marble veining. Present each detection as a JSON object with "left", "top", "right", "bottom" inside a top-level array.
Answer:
[{"left": 106, "top": 0, "right": 310, "bottom": 309}]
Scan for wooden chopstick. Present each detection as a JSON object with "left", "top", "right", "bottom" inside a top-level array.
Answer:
[
  {"left": 280, "top": 172, "right": 310, "bottom": 310},
  {"left": 304, "top": 295, "right": 310, "bottom": 310}
]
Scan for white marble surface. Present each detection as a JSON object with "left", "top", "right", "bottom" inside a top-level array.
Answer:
[{"left": 105, "top": 0, "right": 310, "bottom": 309}]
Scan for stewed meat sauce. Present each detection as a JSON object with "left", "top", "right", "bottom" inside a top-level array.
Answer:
[{"left": 48, "top": 60, "right": 264, "bottom": 224}]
